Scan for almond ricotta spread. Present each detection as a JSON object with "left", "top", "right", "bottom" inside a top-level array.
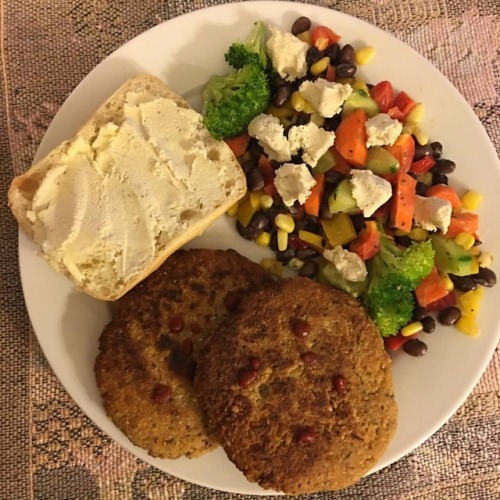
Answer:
[{"left": 27, "top": 92, "right": 234, "bottom": 292}]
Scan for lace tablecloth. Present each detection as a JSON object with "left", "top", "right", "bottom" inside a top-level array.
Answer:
[{"left": 1, "top": 1, "right": 498, "bottom": 498}]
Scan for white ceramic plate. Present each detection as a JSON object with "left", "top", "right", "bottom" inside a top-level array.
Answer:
[{"left": 19, "top": 1, "right": 500, "bottom": 495}]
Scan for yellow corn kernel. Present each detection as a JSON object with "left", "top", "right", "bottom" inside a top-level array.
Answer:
[
  {"left": 461, "top": 190, "right": 483, "bottom": 211},
  {"left": 440, "top": 273, "right": 455, "bottom": 292},
  {"left": 408, "top": 227, "right": 429, "bottom": 242},
  {"left": 296, "top": 30, "right": 312, "bottom": 45},
  {"left": 405, "top": 103, "right": 425, "bottom": 126},
  {"left": 458, "top": 287, "right": 483, "bottom": 319},
  {"left": 255, "top": 231, "right": 271, "bottom": 247},
  {"left": 260, "top": 194, "right": 274, "bottom": 210},
  {"left": 478, "top": 251, "right": 493, "bottom": 269},
  {"left": 226, "top": 201, "right": 240, "bottom": 217},
  {"left": 277, "top": 228, "right": 289, "bottom": 251},
  {"left": 352, "top": 79, "right": 370, "bottom": 94},
  {"left": 416, "top": 171, "right": 433, "bottom": 186},
  {"left": 275, "top": 213, "right": 295, "bottom": 233},
  {"left": 310, "top": 56, "right": 331, "bottom": 76},
  {"left": 288, "top": 257, "right": 304, "bottom": 270},
  {"left": 237, "top": 195, "right": 259, "bottom": 227},
  {"left": 470, "top": 256, "right": 480, "bottom": 274},
  {"left": 468, "top": 245, "right": 481, "bottom": 257},
  {"left": 354, "top": 46, "right": 376, "bottom": 65},
  {"left": 455, "top": 315, "right": 480, "bottom": 337},
  {"left": 455, "top": 232, "right": 475, "bottom": 250},
  {"left": 413, "top": 128, "right": 429, "bottom": 145},
  {"left": 266, "top": 102, "right": 295, "bottom": 119},
  {"left": 260, "top": 258, "right": 283, "bottom": 277},
  {"left": 336, "top": 77, "right": 355, "bottom": 85},
  {"left": 401, "top": 321, "right": 423, "bottom": 337},
  {"left": 291, "top": 91, "right": 307, "bottom": 112},
  {"left": 249, "top": 191, "right": 261, "bottom": 209},
  {"left": 309, "top": 113, "right": 325, "bottom": 127}
]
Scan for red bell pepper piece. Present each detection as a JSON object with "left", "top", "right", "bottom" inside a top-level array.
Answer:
[
  {"left": 257, "top": 155, "right": 277, "bottom": 196},
  {"left": 311, "top": 26, "right": 341, "bottom": 49},
  {"left": 424, "top": 290, "right": 457, "bottom": 312},
  {"left": 370, "top": 81, "right": 395, "bottom": 114},
  {"left": 387, "top": 106, "right": 405, "bottom": 121},
  {"left": 385, "top": 332, "right": 417, "bottom": 351},
  {"left": 410, "top": 155, "right": 436, "bottom": 175},
  {"left": 394, "top": 91, "right": 416, "bottom": 119},
  {"left": 325, "top": 64, "right": 336, "bottom": 82}
]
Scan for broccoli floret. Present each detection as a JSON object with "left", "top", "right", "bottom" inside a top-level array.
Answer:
[
  {"left": 202, "top": 64, "right": 271, "bottom": 139},
  {"left": 224, "top": 21, "right": 268, "bottom": 69},
  {"left": 363, "top": 235, "right": 435, "bottom": 336}
]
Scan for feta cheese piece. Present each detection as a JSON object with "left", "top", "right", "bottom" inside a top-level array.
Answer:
[
  {"left": 288, "top": 122, "right": 335, "bottom": 167},
  {"left": 247, "top": 113, "right": 291, "bottom": 162},
  {"left": 365, "top": 113, "right": 403, "bottom": 147},
  {"left": 266, "top": 25, "right": 308, "bottom": 81},
  {"left": 274, "top": 163, "right": 316, "bottom": 207},
  {"left": 324, "top": 246, "right": 368, "bottom": 282},
  {"left": 413, "top": 195, "right": 452, "bottom": 233},
  {"left": 298, "top": 79, "right": 353, "bottom": 117},
  {"left": 350, "top": 169, "right": 392, "bottom": 217}
]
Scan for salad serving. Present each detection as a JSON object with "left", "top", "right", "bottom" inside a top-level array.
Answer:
[{"left": 201, "top": 16, "right": 497, "bottom": 356}]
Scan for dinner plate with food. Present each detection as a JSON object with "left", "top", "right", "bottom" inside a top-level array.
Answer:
[{"left": 10, "top": 1, "right": 500, "bottom": 495}]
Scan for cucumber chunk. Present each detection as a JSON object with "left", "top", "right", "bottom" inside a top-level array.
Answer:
[
  {"left": 366, "top": 146, "right": 400, "bottom": 175},
  {"left": 430, "top": 234, "right": 475, "bottom": 276},
  {"left": 328, "top": 178, "right": 359, "bottom": 214},
  {"left": 342, "top": 89, "right": 379, "bottom": 118}
]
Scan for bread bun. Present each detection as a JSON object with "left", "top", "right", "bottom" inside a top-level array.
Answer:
[{"left": 8, "top": 74, "right": 247, "bottom": 300}]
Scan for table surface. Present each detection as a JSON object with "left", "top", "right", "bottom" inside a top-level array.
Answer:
[{"left": 1, "top": 1, "right": 499, "bottom": 499}]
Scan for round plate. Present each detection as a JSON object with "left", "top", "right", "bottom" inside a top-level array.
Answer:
[{"left": 19, "top": 1, "right": 500, "bottom": 495}]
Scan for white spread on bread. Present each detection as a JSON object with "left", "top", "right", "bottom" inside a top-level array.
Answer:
[{"left": 25, "top": 91, "right": 240, "bottom": 295}]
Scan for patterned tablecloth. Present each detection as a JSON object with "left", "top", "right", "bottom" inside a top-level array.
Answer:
[{"left": 1, "top": 1, "right": 499, "bottom": 499}]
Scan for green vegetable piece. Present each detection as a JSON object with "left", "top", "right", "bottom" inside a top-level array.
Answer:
[
  {"left": 224, "top": 21, "right": 268, "bottom": 69},
  {"left": 342, "top": 89, "right": 379, "bottom": 118},
  {"left": 316, "top": 259, "right": 367, "bottom": 298},
  {"left": 366, "top": 146, "right": 400, "bottom": 175},
  {"left": 313, "top": 149, "right": 336, "bottom": 174},
  {"left": 328, "top": 178, "right": 359, "bottom": 214},
  {"left": 430, "top": 234, "right": 475, "bottom": 277}
]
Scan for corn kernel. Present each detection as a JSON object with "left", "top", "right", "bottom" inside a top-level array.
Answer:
[
  {"left": 470, "top": 257, "right": 480, "bottom": 274},
  {"left": 310, "top": 56, "right": 331, "bottom": 76},
  {"left": 260, "top": 258, "right": 283, "bottom": 277},
  {"left": 402, "top": 123, "right": 417, "bottom": 135},
  {"left": 455, "top": 232, "right": 475, "bottom": 250},
  {"left": 478, "top": 251, "right": 493, "bottom": 269},
  {"left": 277, "top": 228, "right": 289, "bottom": 251},
  {"left": 275, "top": 213, "right": 295, "bottom": 233},
  {"left": 291, "top": 91, "right": 307, "bottom": 112},
  {"left": 237, "top": 195, "right": 259, "bottom": 227},
  {"left": 408, "top": 227, "right": 429, "bottom": 242},
  {"left": 288, "top": 257, "right": 304, "bottom": 270},
  {"left": 401, "top": 321, "right": 423, "bottom": 337},
  {"left": 413, "top": 128, "right": 429, "bottom": 145},
  {"left": 461, "top": 190, "right": 483, "bottom": 211},
  {"left": 405, "top": 103, "right": 425, "bottom": 126},
  {"left": 352, "top": 79, "right": 370, "bottom": 94},
  {"left": 226, "top": 201, "right": 240, "bottom": 217},
  {"left": 354, "top": 46, "right": 376, "bottom": 65},
  {"left": 335, "top": 77, "right": 355, "bottom": 85},
  {"left": 455, "top": 315, "right": 480, "bottom": 337},
  {"left": 296, "top": 30, "right": 312, "bottom": 45},
  {"left": 314, "top": 36, "right": 330, "bottom": 51},
  {"left": 468, "top": 245, "right": 481, "bottom": 257},
  {"left": 249, "top": 191, "right": 261, "bottom": 209},
  {"left": 416, "top": 171, "right": 433, "bottom": 186},
  {"left": 255, "top": 231, "right": 271, "bottom": 247},
  {"left": 309, "top": 113, "right": 325, "bottom": 127},
  {"left": 266, "top": 103, "right": 295, "bottom": 119},
  {"left": 440, "top": 273, "right": 455, "bottom": 292},
  {"left": 260, "top": 194, "right": 274, "bottom": 210},
  {"left": 458, "top": 287, "right": 483, "bottom": 319}
]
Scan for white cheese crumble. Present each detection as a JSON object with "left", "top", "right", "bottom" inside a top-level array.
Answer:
[
  {"left": 365, "top": 113, "right": 403, "bottom": 147},
  {"left": 298, "top": 79, "right": 353, "bottom": 118},
  {"left": 247, "top": 113, "right": 292, "bottom": 162},
  {"left": 350, "top": 169, "right": 392, "bottom": 217},
  {"left": 266, "top": 25, "right": 308, "bottom": 81},
  {"left": 274, "top": 163, "right": 316, "bottom": 207},
  {"left": 323, "top": 245, "right": 368, "bottom": 282},
  {"left": 413, "top": 195, "right": 452, "bottom": 233},
  {"left": 288, "top": 122, "right": 336, "bottom": 167}
]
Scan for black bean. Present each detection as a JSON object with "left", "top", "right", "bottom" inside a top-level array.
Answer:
[
  {"left": 236, "top": 212, "right": 269, "bottom": 240},
  {"left": 263, "top": 204, "right": 284, "bottom": 221},
  {"left": 335, "top": 62, "right": 356, "bottom": 78},
  {"left": 416, "top": 181, "right": 428, "bottom": 196},
  {"left": 437, "top": 307, "right": 461, "bottom": 326},
  {"left": 413, "top": 143, "right": 433, "bottom": 161},
  {"left": 472, "top": 267, "right": 497, "bottom": 287},
  {"left": 322, "top": 114, "right": 341, "bottom": 132},
  {"left": 421, "top": 316, "right": 436, "bottom": 333},
  {"left": 295, "top": 112, "right": 310, "bottom": 126},
  {"left": 350, "top": 214, "right": 366, "bottom": 233},
  {"left": 339, "top": 44, "right": 355, "bottom": 64},
  {"left": 291, "top": 16, "right": 311, "bottom": 36},
  {"left": 299, "top": 260, "right": 319, "bottom": 278},
  {"left": 274, "top": 85, "right": 292, "bottom": 108},
  {"left": 306, "top": 46, "right": 323, "bottom": 66},
  {"left": 432, "top": 172, "right": 448, "bottom": 186},
  {"left": 303, "top": 214, "right": 321, "bottom": 233},
  {"left": 246, "top": 168, "right": 264, "bottom": 192},
  {"left": 241, "top": 158, "right": 257, "bottom": 174},
  {"left": 272, "top": 75, "right": 288, "bottom": 88},
  {"left": 403, "top": 339, "right": 428, "bottom": 357},
  {"left": 324, "top": 43, "right": 340, "bottom": 63},
  {"left": 295, "top": 248, "right": 318, "bottom": 260},
  {"left": 395, "top": 235, "right": 412, "bottom": 248},
  {"left": 430, "top": 141, "right": 443, "bottom": 158},
  {"left": 412, "top": 306, "right": 428, "bottom": 321},
  {"left": 449, "top": 274, "right": 477, "bottom": 292},
  {"left": 320, "top": 202, "right": 332, "bottom": 220},
  {"left": 248, "top": 139, "right": 264, "bottom": 159},
  {"left": 276, "top": 247, "right": 295, "bottom": 264},
  {"left": 434, "top": 158, "right": 456, "bottom": 175},
  {"left": 290, "top": 204, "right": 305, "bottom": 221},
  {"left": 325, "top": 169, "right": 344, "bottom": 186}
]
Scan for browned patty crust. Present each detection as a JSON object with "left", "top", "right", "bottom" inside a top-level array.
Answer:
[
  {"left": 195, "top": 277, "right": 398, "bottom": 493},
  {"left": 95, "top": 248, "right": 275, "bottom": 459}
]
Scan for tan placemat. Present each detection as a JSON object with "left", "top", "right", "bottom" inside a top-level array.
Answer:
[{"left": 1, "top": 1, "right": 499, "bottom": 499}]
